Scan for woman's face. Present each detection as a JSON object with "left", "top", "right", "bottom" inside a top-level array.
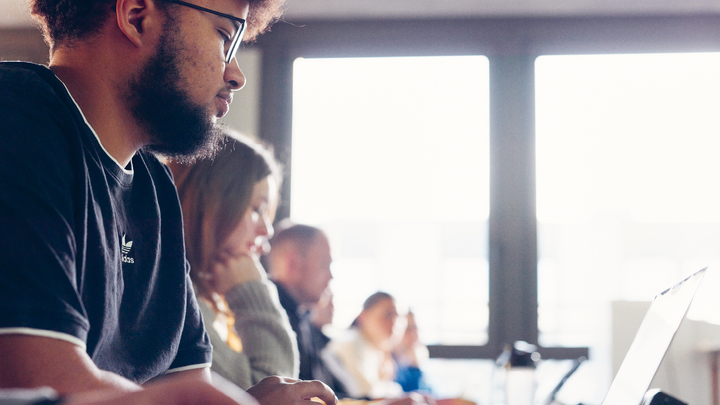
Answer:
[
  {"left": 220, "top": 176, "right": 276, "bottom": 258},
  {"left": 360, "top": 298, "right": 399, "bottom": 349}
]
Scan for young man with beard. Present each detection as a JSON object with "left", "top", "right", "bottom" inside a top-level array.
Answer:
[{"left": 0, "top": 0, "right": 337, "bottom": 404}]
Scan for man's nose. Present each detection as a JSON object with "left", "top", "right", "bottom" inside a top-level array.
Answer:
[{"left": 225, "top": 57, "right": 246, "bottom": 90}]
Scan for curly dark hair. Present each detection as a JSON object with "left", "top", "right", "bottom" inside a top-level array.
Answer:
[{"left": 30, "top": 0, "right": 284, "bottom": 51}]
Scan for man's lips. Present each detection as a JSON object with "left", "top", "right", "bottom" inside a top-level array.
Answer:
[{"left": 216, "top": 93, "right": 233, "bottom": 117}]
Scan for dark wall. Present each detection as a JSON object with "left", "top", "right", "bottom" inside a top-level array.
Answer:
[{"left": 0, "top": 27, "right": 48, "bottom": 64}]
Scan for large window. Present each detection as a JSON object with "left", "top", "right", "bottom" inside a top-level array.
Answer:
[
  {"left": 535, "top": 52, "right": 720, "bottom": 404},
  {"left": 255, "top": 15, "right": 720, "bottom": 405},
  {"left": 291, "top": 55, "right": 490, "bottom": 344}
]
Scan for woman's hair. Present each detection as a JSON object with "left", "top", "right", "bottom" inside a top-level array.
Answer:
[
  {"left": 30, "top": 0, "right": 285, "bottom": 51},
  {"left": 169, "top": 131, "right": 282, "bottom": 302},
  {"left": 351, "top": 291, "right": 395, "bottom": 328}
]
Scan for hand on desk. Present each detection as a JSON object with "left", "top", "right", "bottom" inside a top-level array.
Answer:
[{"left": 247, "top": 376, "right": 338, "bottom": 405}]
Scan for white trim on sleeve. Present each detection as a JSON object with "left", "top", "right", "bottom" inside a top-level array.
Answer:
[
  {"left": 0, "top": 327, "right": 86, "bottom": 349},
  {"left": 165, "top": 363, "right": 212, "bottom": 375}
]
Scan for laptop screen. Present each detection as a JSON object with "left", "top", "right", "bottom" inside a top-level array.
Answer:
[{"left": 601, "top": 267, "right": 707, "bottom": 405}]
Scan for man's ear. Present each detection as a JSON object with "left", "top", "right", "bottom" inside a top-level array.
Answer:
[{"left": 115, "top": 0, "right": 163, "bottom": 47}]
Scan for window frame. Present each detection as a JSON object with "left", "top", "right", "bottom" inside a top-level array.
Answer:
[{"left": 251, "top": 14, "right": 720, "bottom": 360}]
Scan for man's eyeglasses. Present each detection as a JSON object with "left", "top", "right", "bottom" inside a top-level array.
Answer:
[{"left": 165, "top": 0, "right": 246, "bottom": 63}]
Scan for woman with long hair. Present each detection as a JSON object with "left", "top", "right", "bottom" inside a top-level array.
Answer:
[{"left": 169, "top": 130, "right": 297, "bottom": 389}]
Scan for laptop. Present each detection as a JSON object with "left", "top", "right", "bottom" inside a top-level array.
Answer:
[
  {"left": 599, "top": 267, "right": 707, "bottom": 405},
  {"left": 540, "top": 268, "right": 706, "bottom": 405}
]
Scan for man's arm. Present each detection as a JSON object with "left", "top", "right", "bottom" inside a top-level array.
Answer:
[
  {"left": 0, "top": 335, "right": 141, "bottom": 394},
  {"left": 148, "top": 372, "right": 338, "bottom": 405},
  {"left": 1, "top": 374, "right": 344, "bottom": 405},
  {"left": 1, "top": 373, "right": 259, "bottom": 405}
]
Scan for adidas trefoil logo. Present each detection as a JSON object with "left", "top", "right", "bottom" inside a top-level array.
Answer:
[{"left": 121, "top": 234, "right": 135, "bottom": 264}]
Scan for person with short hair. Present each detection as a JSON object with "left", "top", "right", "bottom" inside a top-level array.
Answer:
[{"left": 266, "top": 223, "right": 346, "bottom": 396}]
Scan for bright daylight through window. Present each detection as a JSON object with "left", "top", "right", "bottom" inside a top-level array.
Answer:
[
  {"left": 291, "top": 55, "right": 490, "bottom": 347},
  {"left": 536, "top": 52, "right": 720, "bottom": 404}
]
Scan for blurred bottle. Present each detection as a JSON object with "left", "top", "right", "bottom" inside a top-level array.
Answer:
[{"left": 491, "top": 341, "right": 541, "bottom": 405}]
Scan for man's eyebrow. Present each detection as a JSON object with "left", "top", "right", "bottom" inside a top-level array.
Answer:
[
  {"left": 213, "top": 13, "right": 241, "bottom": 33},
  {"left": 167, "top": 1, "right": 244, "bottom": 31}
]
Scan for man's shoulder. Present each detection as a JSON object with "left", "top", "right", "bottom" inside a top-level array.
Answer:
[
  {"left": 0, "top": 61, "right": 93, "bottom": 165},
  {"left": 0, "top": 62, "right": 59, "bottom": 93},
  {"left": 274, "top": 282, "right": 299, "bottom": 312},
  {"left": 0, "top": 61, "right": 74, "bottom": 121}
]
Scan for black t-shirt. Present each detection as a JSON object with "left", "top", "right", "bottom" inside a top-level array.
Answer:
[{"left": 0, "top": 62, "right": 212, "bottom": 383}]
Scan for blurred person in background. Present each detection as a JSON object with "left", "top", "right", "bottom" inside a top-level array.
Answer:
[
  {"left": 323, "top": 292, "right": 405, "bottom": 399},
  {"left": 266, "top": 223, "right": 348, "bottom": 396},
  {"left": 325, "top": 292, "right": 474, "bottom": 405},
  {"left": 393, "top": 311, "right": 431, "bottom": 393},
  {"left": 311, "top": 287, "right": 335, "bottom": 333},
  {"left": 268, "top": 230, "right": 438, "bottom": 405}
]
